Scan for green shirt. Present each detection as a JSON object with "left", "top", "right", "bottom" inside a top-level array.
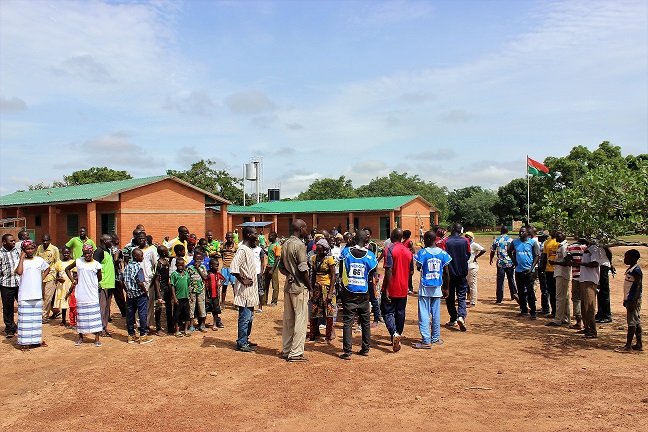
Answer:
[
  {"left": 206, "top": 240, "right": 220, "bottom": 257},
  {"left": 171, "top": 271, "right": 190, "bottom": 299},
  {"left": 95, "top": 248, "right": 115, "bottom": 289},
  {"left": 258, "top": 234, "right": 266, "bottom": 248},
  {"left": 267, "top": 241, "right": 281, "bottom": 267},
  {"left": 187, "top": 264, "right": 206, "bottom": 294},
  {"left": 66, "top": 237, "right": 96, "bottom": 260}
]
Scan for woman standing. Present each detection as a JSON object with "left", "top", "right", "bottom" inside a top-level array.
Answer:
[
  {"left": 65, "top": 244, "right": 103, "bottom": 346},
  {"left": 14, "top": 240, "right": 50, "bottom": 349},
  {"left": 310, "top": 239, "right": 337, "bottom": 343}
]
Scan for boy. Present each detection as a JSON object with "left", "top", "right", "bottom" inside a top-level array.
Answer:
[
  {"left": 412, "top": 231, "right": 452, "bottom": 349},
  {"left": 187, "top": 249, "right": 208, "bottom": 333},
  {"left": 617, "top": 249, "right": 642, "bottom": 352},
  {"left": 206, "top": 257, "right": 225, "bottom": 330},
  {"left": 153, "top": 245, "right": 173, "bottom": 335},
  {"left": 171, "top": 257, "right": 191, "bottom": 337},
  {"left": 123, "top": 248, "right": 153, "bottom": 345}
]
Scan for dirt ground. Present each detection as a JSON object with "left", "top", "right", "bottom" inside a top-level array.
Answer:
[{"left": 1, "top": 238, "right": 647, "bottom": 432}]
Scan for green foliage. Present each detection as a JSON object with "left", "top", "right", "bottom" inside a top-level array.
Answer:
[
  {"left": 492, "top": 178, "right": 544, "bottom": 224},
  {"left": 447, "top": 186, "right": 498, "bottom": 228},
  {"left": 167, "top": 159, "right": 244, "bottom": 205},
  {"left": 64, "top": 167, "right": 132, "bottom": 185},
  {"left": 296, "top": 176, "right": 356, "bottom": 200},
  {"left": 356, "top": 171, "right": 449, "bottom": 220}
]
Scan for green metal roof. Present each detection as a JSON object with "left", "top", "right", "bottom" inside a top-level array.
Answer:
[
  {"left": 1, "top": 175, "right": 168, "bottom": 207},
  {"left": 215, "top": 195, "right": 428, "bottom": 214}
]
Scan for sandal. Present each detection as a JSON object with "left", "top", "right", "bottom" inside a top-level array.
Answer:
[
  {"left": 287, "top": 355, "right": 309, "bottom": 362},
  {"left": 94, "top": 341, "right": 102, "bottom": 347},
  {"left": 74, "top": 339, "right": 83, "bottom": 347}
]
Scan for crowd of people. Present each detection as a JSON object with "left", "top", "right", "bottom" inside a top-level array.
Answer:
[{"left": 0, "top": 220, "right": 642, "bottom": 359}]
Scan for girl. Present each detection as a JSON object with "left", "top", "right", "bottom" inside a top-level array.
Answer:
[
  {"left": 65, "top": 244, "right": 103, "bottom": 347},
  {"left": 53, "top": 246, "right": 74, "bottom": 327},
  {"left": 206, "top": 257, "right": 225, "bottom": 330},
  {"left": 15, "top": 240, "right": 50, "bottom": 349}
]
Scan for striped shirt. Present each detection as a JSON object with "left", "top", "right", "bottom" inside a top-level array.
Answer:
[
  {"left": 0, "top": 247, "right": 20, "bottom": 287},
  {"left": 123, "top": 261, "right": 145, "bottom": 299},
  {"left": 567, "top": 243, "right": 587, "bottom": 280},
  {"left": 220, "top": 243, "right": 237, "bottom": 268},
  {"left": 230, "top": 244, "right": 259, "bottom": 307}
]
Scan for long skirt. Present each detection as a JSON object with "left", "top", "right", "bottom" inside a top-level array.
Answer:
[
  {"left": 18, "top": 299, "right": 43, "bottom": 345},
  {"left": 76, "top": 302, "right": 103, "bottom": 334}
]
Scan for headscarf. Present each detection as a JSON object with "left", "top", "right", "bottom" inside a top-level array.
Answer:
[
  {"left": 21, "top": 239, "right": 35, "bottom": 250},
  {"left": 316, "top": 238, "right": 331, "bottom": 252},
  {"left": 82, "top": 243, "right": 94, "bottom": 254}
]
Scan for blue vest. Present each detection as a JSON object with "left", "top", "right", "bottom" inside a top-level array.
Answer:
[{"left": 342, "top": 248, "right": 378, "bottom": 294}]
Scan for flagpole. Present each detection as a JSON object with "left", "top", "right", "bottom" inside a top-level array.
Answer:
[{"left": 526, "top": 154, "right": 530, "bottom": 225}]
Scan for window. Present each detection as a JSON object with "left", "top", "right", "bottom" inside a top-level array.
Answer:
[
  {"left": 66, "top": 214, "right": 79, "bottom": 236},
  {"left": 34, "top": 215, "right": 42, "bottom": 227},
  {"left": 395, "top": 216, "right": 401, "bottom": 228},
  {"left": 101, "top": 213, "right": 116, "bottom": 235}
]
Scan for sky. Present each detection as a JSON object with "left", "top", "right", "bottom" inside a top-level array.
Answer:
[{"left": 1, "top": 0, "right": 647, "bottom": 198}]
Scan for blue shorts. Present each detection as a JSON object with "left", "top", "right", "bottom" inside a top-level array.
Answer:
[{"left": 220, "top": 267, "right": 237, "bottom": 286}]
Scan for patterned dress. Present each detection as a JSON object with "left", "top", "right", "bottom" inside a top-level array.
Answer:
[{"left": 310, "top": 254, "right": 337, "bottom": 318}]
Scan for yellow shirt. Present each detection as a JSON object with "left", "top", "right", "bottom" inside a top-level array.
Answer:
[
  {"left": 37, "top": 244, "right": 60, "bottom": 283},
  {"left": 543, "top": 238, "right": 560, "bottom": 272},
  {"left": 311, "top": 255, "right": 336, "bottom": 286}
]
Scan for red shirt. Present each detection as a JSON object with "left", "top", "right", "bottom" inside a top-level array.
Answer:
[{"left": 384, "top": 242, "right": 412, "bottom": 298}]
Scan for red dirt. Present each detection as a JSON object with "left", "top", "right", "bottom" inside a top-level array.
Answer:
[{"left": 1, "top": 241, "right": 646, "bottom": 432}]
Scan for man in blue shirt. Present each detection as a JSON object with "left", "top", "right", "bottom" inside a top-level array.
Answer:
[
  {"left": 413, "top": 231, "right": 452, "bottom": 349},
  {"left": 489, "top": 226, "right": 518, "bottom": 304},
  {"left": 508, "top": 226, "right": 541, "bottom": 319},
  {"left": 444, "top": 223, "right": 471, "bottom": 331}
]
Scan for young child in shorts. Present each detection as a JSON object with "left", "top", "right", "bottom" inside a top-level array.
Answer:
[
  {"left": 54, "top": 247, "right": 74, "bottom": 327},
  {"left": 171, "top": 258, "right": 191, "bottom": 337},
  {"left": 187, "top": 249, "right": 208, "bottom": 333},
  {"left": 617, "top": 249, "right": 642, "bottom": 352},
  {"left": 207, "top": 257, "right": 225, "bottom": 330}
]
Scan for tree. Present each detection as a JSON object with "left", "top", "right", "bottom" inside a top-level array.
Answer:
[
  {"left": 448, "top": 186, "right": 498, "bottom": 228},
  {"left": 296, "top": 176, "right": 356, "bottom": 200},
  {"left": 167, "top": 159, "right": 244, "bottom": 205},
  {"left": 63, "top": 167, "right": 132, "bottom": 185},
  {"left": 355, "top": 171, "right": 448, "bottom": 221}
]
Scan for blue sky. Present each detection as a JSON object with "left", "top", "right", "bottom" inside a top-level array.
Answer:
[{"left": 1, "top": 0, "right": 646, "bottom": 197}]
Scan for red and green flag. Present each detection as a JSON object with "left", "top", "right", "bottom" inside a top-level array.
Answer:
[{"left": 527, "top": 156, "right": 550, "bottom": 177}]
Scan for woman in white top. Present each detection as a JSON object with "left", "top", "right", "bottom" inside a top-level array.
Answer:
[
  {"left": 14, "top": 240, "right": 50, "bottom": 349},
  {"left": 65, "top": 244, "right": 103, "bottom": 346}
]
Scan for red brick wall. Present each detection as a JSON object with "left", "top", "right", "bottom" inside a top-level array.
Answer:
[{"left": 399, "top": 198, "right": 433, "bottom": 240}]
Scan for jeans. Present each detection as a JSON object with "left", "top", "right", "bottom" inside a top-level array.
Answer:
[
  {"left": 382, "top": 296, "right": 407, "bottom": 336},
  {"left": 515, "top": 271, "right": 537, "bottom": 315},
  {"left": 596, "top": 266, "right": 611, "bottom": 321},
  {"left": 341, "top": 291, "right": 371, "bottom": 354},
  {"left": 126, "top": 294, "right": 148, "bottom": 336},
  {"left": 369, "top": 282, "right": 381, "bottom": 322},
  {"left": 237, "top": 306, "right": 254, "bottom": 348},
  {"left": 445, "top": 274, "right": 468, "bottom": 322},
  {"left": 496, "top": 266, "right": 517, "bottom": 302},
  {"left": 545, "top": 271, "right": 556, "bottom": 315},
  {"left": 1, "top": 285, "right": 18, "bottom": 335},
  {"left": 418, "top": 296, "right": 441, "bottom": 344}
]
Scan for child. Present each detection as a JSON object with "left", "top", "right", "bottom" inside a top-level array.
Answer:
[
  {"left": 412, "top": 231, "right": 452, "bottom": 349},
  {"left": 122, "top": 248, "right": 154, "bottom": 345},
  {"left": 53, "top": 246, "right": 74, "bottom": 327},
  {"left": 171, "top": 257, "right": 191, "bottom": 337},
  {"left": 617, "top": 249, "right": 642, "bottom": 352},
  {"left": 154, "top": 245, "right": 173, "bottom": 335},
  {"left": 170, "top": 244, "right": 186, "bottom": 274},
  {"left": 14, "top": 240, "right": 50, "bottom": 349},
  {"left": 65, "top": 244, "right": 103, "bottom": 347},
  {"left": 187, "top": 249, "right": 208, "bottom": 333},
  {"left": 207, "top": 257, "right": 225, "bottom": 330}
]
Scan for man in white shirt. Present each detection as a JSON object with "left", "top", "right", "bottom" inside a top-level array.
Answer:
[
  {"left": 230, "top": 227, "right": 259, "bottom": 352},
  {"left": 135, "top": 232, "right": 159, "bottom": 331},
  {"left": 465, "top": 232, "right": 485, "bottom": 307},
  {"left": 579, "top": 240, "right": 606, "bottom": 338},
  {"left": 546, "top": 232, "right": 571, "bottom": 327}
]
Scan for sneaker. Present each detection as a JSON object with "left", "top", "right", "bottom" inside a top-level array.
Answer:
[
  {"left": 139, "top": 335, "right": 154, "bottom": 345},
  {"left": 411, "top": 342, "right": 432, "bottom": 349},
  {"left": 237, "top": 344, "right": 255, "bottom": 352},
  {"left": 127, "top": 335, "right": 137, "bottom": 344},
  {"left": 392, "top": 333, "right": 401, "bottom": 352},
  {"left": 339, "top": 352, "right": 352, "bottom": 360},
  {"left": 287, "top": 354, "right": 308, "bottom": 362},
  {"left": 457, "top": 317, "right": 466, "bottom": 331},
  {"left": 216, "top": 321, "right": 225, "bottom": 329},
  {"left": 257, "top": 308, "right": 263, "bottom": 313},
  {"left": 357, "top": 349, "right": 370, "bottom": 356},
  {"left": 445, "top": 320, "right": 457, "bottom": 328}
]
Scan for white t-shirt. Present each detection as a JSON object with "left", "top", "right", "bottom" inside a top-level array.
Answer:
[
  {"left": 140, "top": 246, "right": 159, "bottom": 284},
  {"left": 553, "top": 241, "right": 571, "bottom": 281},
  {"left": 252, "top": 246, "right": 264, "bottom": 275},
  {"left": 75, "top": 258, "right": 103, "bottom": 304},
  {"left": 17, "top": 256, "right": 48, "bottom": 301},
  {"left": 468, "top": 242, "right": 485, "bottom": 270},
  {"left": 580, "top": 245, "right": 606, "bottom": 284}
]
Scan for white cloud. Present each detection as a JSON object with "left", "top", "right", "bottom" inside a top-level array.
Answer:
[
  {"left": 0, "top": 96, "right": 28, "bottom": 113},
  {"left": 162, "top": 90, "right": 217, "bottom": 116},
  {"left": 225, "top": 90, "right": 276, "bottom": 115}
]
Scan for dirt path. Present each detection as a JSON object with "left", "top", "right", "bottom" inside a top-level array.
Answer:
[{"left": 1, "top": 241, "right": 646, "bottom": 431}]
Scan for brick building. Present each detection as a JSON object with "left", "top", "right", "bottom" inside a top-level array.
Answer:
[
  {"left": 207, "top": 195, "right": 438, "bottom": 240},
  {"left": 0, "top": 176, "right": 230, "bottom": 246}
]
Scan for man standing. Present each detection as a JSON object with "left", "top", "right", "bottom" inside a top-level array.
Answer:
[
  {"left": 66, "top": 227, "right": 96, "bottom": 260},
  {"left": 490, "top": 226, "right": 518, "bottom": 304},
  {"left": 220, "top": 232, "right": 237, "bottom": 304},
  {"left": 0, "top": 234, "right": 20, "bottom": 338},
  {"left": 382, "top": 228, "right": 412, "bottom": 351},
  {"left": 579, "top": 240, "right": 605, "bottom": 338},
  {"left": 542, "top": 231, "right": 560, "bottom": 318},
  {"left": 508, "top": 227, "right": 541, "bottom": 320},
  {"left": 263, "top": 232, "right": 281, "bottom": 306},
  {"left": 135, "top": 231, "right": 160, "bottom": 331},
  {"left": 546, "top": 231, "right": 571, "bottom": 327},
  {"left": 279, "top": 219, "right": 311, "bottom": 362},
  {"left": 364, "top": 227, "right": 382, "bottom": 326},
  {"left": 464, "top": 231, "right": 485, "bottom": 307},
  {"left": 339, "top": 229, "right": 377, "bottom": 359},
  {"left": 444, "top": 224, "right": 471, "bottom": 331},
  {"left": 567, "top": 238, "right": 588, "bottom": 329},
  {"left": 94, "top": 234, "right": 116, "bottom": 336},
  {"left": 37, "top": 234, "right": 60, "bottom": 322},
  {"left": 168, "top": 226, "right": 190, "bottom": 258},
  {"left": 230, "top": 227, "right": 260, "bottom": 352}
]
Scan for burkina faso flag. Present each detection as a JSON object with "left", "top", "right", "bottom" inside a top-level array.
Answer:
[{"left": 527, "top": 157, "right": 550, "bottom": 177}]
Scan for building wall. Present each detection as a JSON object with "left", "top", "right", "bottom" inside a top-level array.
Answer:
[
  {"left": 118, "top": 179, "right": 206, "bottom": 244},
  {"left": 399, "top": 198, "right": 435, "bottom": 239}
]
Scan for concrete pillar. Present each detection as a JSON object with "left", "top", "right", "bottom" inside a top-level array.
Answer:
[
  {"left": 272, "top": 214, "right": 278, "bottom": 233},
  {"left": 227, "top": 214, "right": 233, "bottom": 234},
  {"left": 86, "top": 202, "right": 97, "bottom": 242},
  {"left": 48, "top": 205, "right": 57, "bottom": 245},
  {"left": 348, "top": 212, "right": 354, "bottom": 232},
  {"left": 433, "top": 211, "right": 439, "bottom": 226},
  {"left": 220, "top": 205, "right": 228, "bottom": 240},
  {"left": 251, "top": 215, "right": 256, "bottom": 222},
  {"left": 389, "top": 211, "right": 395, "bottom": 230},
  {"left": 312, "top": 213, "right": 317, "bottom": 230}
]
